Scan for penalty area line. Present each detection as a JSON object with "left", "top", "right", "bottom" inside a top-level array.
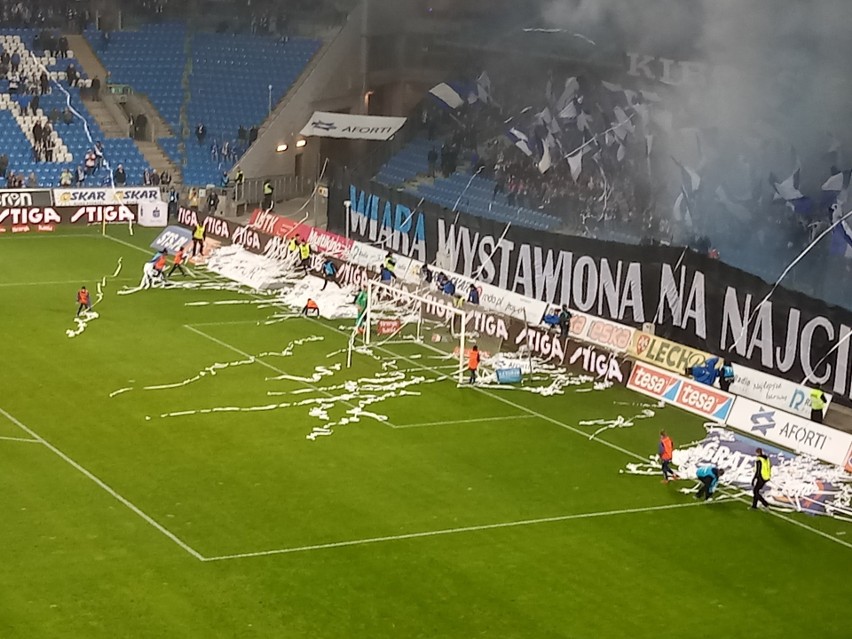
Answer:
[
  {"left": 202, "top": 501, "right": 709, "bottom": 562},
  {"left": 0, "top": 407, "right": 206, "bottom": 561}
]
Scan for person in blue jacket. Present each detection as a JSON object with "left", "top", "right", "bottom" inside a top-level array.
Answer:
[
  {"left": 442, "top": 278, "right": 456, "bottom": 296},
  {"left": 320, "top": 257, "right": 340, "bottom": 290},
  {"left": 688, "top": 356, "right": 719, "bottom": 386},
  {"left": 467, "top": 285, "right": 480, "bottom": 305},
  {"left": 696, "top": 465, "right": 725, "bottom": 500}
]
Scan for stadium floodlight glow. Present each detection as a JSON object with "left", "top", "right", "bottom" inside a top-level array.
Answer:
[
  {"left": 276, "top": 143, "right": 288, "bottom": 153},
  {"left": 295, "top": 139, "right": 307, "bottom": 148}
]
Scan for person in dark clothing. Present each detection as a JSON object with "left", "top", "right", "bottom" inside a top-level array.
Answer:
[
  {"left": 249, "top": 126, "right": 259, "bottom": 144},
  {"left": 32, "top": 121, "right": 42, "bottom": 145},
  {"left": 0, "top": 154, "right": 8, "bottom": 178},
  {"left": 427, "top": 147, "right": 437, "bottom": 177},
  {"left": 751, "top": 448, "right": 771, "bottom": 510},
  {"left": 196, "top": 123, "right": 206, "bottom": 144},
  {"left": 696, "top": 466, "right": 724, "bottom": 500},
  {"left": 90, "top": 76, "right": 101, "bottom": 101},
  {"left": 810, "top": 388, "right": 828, "bottom": 423},
  {"left": 113, "top": 164, "right": 127, "bottom": 186},
  {"left": 207, "top": 190, "right": 219, "bottom": 214},
  {"left": 40, "top": 71, "right": 50, "bottom": 95},
  {"left": 30, "top": 94, "right": 39, "bottom": 115},
  {"left": 719, "top": 360, "right": 735, "bottom": 392},
  {"left": 558, "top": 304, "right": 573, "bottom": 338}
]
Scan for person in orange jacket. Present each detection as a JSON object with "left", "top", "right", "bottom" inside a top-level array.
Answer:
[
  {"left": 659, "top": 430, "right": 678, "bottom": 483},
  {"left": 76, "top": 286, "right": 92, "bottom": 316},
  {"left": 467, "top": 344, "right": 481, "bottom": 384},
  {"left": 302, "top": 298, "right": 320, "bottom": 317},
  {"left": 167, "top": 246, "right": 188, "bottom": 277}
]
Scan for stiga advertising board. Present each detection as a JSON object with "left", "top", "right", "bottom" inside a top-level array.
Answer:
[{"left": 0, "top": 204, "right": 138, "bottom": 232}]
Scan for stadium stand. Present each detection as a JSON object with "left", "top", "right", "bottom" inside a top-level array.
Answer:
[
  {"left": 85, "top": 24, "right": 321, "bottom": 186},
  {"left": 0, "top": 28, "right": 151, "bottom": 187}
]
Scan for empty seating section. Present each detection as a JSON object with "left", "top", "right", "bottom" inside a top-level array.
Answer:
[
  {"left": 376, "top": 138, "right": 561, "bottom": 231},
  {"left": 87, "top": 24, "right": 321, "bottom": 186},
  {"left": 0, "top": 28, "right": 150, "bottom": 187},
  {"left": 85, "top": 23, "right": 186, "bottom": 132}
]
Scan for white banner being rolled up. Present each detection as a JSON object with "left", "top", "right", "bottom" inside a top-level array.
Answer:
[{"left": 300, "top": 112, "right": 407, "bottom": 140}]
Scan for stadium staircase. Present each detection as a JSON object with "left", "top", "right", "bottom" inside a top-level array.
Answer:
[
  {"left": 85, "top": 24, "right": 321, "bottom": 187},
  {"left": 0, "top": 29, "right": 152, "bottom": 187}
]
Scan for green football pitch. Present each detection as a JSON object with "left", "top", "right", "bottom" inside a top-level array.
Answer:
[{"left": 0, "top": 227, "right": 849, "bottom": 638}]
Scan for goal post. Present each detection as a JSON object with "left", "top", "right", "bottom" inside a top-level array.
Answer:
[{"left": 358, "top": 279, "right": 468, "bottom": 384}]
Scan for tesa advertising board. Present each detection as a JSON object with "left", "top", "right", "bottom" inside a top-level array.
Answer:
[{"left": 627, "top": 361, "right": 734, "bottom": 422}]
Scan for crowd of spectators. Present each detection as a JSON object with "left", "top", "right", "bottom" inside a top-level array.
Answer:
[{"left": 0, "top": 0, "right": 91, "bottom": 31}]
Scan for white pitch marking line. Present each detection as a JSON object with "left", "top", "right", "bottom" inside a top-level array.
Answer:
[
  {"left": 183, "top": 325, "right": 402, "bottom": 429},
  {"left": 307, "top": 318, "right": 852, "bottom": 553},
  {"left": 0, "top": 435, "right": 41, "bottom": 443},
  {"left": 0, "top": 277, "right": 136, "bottom": 288},
  {"left": 202, "top": 501, "right": 709, "bottom": 562},
  {"left": 392, "top": 415, "right": 533, "bottom": 429},
  {"left": 0, "top": 407, "right": 205, "bottom": 561}
]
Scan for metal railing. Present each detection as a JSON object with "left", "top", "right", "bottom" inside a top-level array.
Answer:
[{"left": 233, "top": 175, "right": 316, "bottom": 206}]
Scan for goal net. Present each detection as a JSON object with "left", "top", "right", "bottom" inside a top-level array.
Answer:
[{"left": 358, "top": 280, "right": 469, "bottom": 383}]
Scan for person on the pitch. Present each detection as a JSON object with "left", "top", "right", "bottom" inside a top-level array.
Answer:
[
  {"left": 320, "top": 257, "right": 340, "bottom": 290},
  {"left": 168, "top": 246, "right": 188, "bottom": 277},
  {"left": 152, "top": 249, "right": 168, "bottom": 277},
  {"left": 381, "top": 252, "right": 397, "bottom": 283},
  {"left": 299, "top": 239, "right": 311, "bottom": 274},
  {"left": 659, "top": 430, "right": 678, "bottom": 483},
  {"left": 809, "top": 388, "right": 828, "bottom": 423},
  {"left": 751, "top": 448, "right": 771, "bottom": 510},
  {"left": 288, "top": 234, "right": 301, "bottom": 267},
  {"left": 467, "top": 344, "right": 481, "bottom": 384},
  {"left": 191, "top": 222, "right": 205, "bottom": 256},
  {"left": 696, "top": 465, "right": 724, "bottom": 500},
  {"left": 558, "top": 304, "right": 573, "bottom": 338},
  {"left": 354, "top": 287, "right": 368, "bottom": 333},
  {"left": 719, "top": 359, "right": 735, "bottom": 392},
  {"left": 302, "top": 298, "right": 320, "bottom": 317},
  {"left": 76, "top": 286, "right": 92, "bottom": 316}
]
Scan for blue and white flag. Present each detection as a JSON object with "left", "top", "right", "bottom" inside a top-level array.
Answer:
[
  {"left": 476, "top": 72, "right": 492, "bottom": 104},
  {"left": 771, "top": 167, "right": 813, "bottom": 215},
  {"left": 507, "top": 128, "right": 533, "bottom": 157},
  {"left": 556, "top": 77, "right": 579, "bottom": 112},
  {"left": 429, "top": 83, "right": 465, "bottom": 109},
  {"left": 829, "top": 203, "right": 852, "bottom": 258},
  {"left": 672, "top": 157, "right": 701, "bottom": 224}
]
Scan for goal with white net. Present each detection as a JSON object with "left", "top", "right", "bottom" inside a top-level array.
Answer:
[{"left": 351, "top": 280, "right": 469, "bottom": 383}]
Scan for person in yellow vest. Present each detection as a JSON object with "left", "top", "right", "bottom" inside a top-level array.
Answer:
[
  {"left": 750, "top": 448, "right": 771, "bottom": 510},
  {"left": 298, "top": 239, "right": 311, "bottom": 274},
  {"left": 192, "top": 222, "right": 206, "bottom": 256},
  {"left": 809, "top": 388, "right": 827, "bottom": 423},
  {"left": 262, "top": 180, "right": 274, "bottom": 210},
  {"left": 287, "top": 234, "right": 301, "bottom": 267}
]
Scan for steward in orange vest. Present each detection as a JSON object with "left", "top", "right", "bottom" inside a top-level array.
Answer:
[{"left": 467, "top": 344, "right": 481, "bottom": 384}]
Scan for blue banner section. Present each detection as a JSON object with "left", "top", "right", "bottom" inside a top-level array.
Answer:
[
  {"left": 496, "top": 368, "right": 523, "bottom": 384},
  {"left": 150, "top": 225, "right": 193, "bottom": 254}
]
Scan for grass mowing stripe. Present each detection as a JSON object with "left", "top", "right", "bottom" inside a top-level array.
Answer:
[
  {"left": 202, "top": 501, "right": 715, "bottom": 561},
  {"left": 308, "top": 318, "right": 852, "bottom": 553},
  {"left": 0, "top": 407, "right": 206, "bottom": 561},
  {"left": 391, "top": 415, "right": 534, "bottom": 429}
]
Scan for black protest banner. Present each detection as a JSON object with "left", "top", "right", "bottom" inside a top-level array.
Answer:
[{"left": 330, "top": 177, "right": 852, "bottom": 407}]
